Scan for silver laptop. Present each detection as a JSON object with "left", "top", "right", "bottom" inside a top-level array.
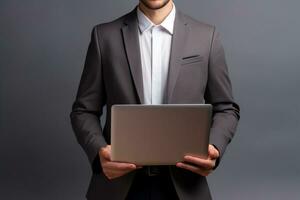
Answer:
[{"left": 111, "top": 104, "right": 212, "bottom": 165}]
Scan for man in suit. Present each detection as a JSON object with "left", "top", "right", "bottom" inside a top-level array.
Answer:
[{"left": 70, "top": 0, "right": 240, "bottom": 199}]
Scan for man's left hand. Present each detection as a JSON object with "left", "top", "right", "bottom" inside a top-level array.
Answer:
[{"left": 176, "top": 144, "right": 220, "bottom": 176}]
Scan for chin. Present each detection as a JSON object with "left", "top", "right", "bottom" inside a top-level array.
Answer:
[{"left": 140, "top": 0, "right": 171, "bottom": 10}]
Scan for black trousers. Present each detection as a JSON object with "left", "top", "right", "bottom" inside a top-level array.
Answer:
[{"left": 125, "top": 169, "right": 179, "bottom": 200}]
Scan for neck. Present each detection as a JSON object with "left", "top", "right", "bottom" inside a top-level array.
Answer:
[{"left": 138, "top": 1, "right": 173, "bottom": 25}]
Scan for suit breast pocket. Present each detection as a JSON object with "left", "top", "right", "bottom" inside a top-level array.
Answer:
[
  {"left": 180, "top": 55, "right": 203, "bottom": 65},
  {"left": 172, "top": 55, "right": 208, "bottom": 102}
]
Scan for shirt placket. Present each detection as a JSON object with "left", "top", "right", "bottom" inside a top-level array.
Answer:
[{"left": 151, "top": 26, "right": 162, "bottom": 104}]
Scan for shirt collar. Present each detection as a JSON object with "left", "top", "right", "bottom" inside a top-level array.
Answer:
[{"left": 137, "top": 2, "right": 176, "bottom": 35}]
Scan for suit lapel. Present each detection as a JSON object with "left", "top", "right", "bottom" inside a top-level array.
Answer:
[
  {"left": 122, "top": 6, "right": 145, "bottom": 104},
  {"left": 121, "top": 7, "right": 188, "bottom": 104},
  {"left": 165, "top": 10, "right": 189, "bottom": 103}
]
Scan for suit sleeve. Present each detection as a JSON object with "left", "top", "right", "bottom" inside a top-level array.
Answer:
[
  {"left": 205, "top": 27, "right": 240, "bottom": 169},
  {"left": 70, "top": 25, "right": 107, "bottom": 172}
]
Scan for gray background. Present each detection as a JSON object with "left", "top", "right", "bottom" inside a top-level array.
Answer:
[{"left": 1, "top": 0, "right": 299, "bottom": 199}]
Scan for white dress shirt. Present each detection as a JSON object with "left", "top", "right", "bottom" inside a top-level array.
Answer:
[{"left": 137, "top": 3, "right": 176, "bottom": 104}]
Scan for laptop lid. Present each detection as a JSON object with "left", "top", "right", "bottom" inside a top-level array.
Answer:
[{"left": 111, "top": 104, "right": 212, "bottom": 165}]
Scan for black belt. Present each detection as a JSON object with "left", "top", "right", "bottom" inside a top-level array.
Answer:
[{"left": 139, "top": 166, "right": 169, "bottom": 176}]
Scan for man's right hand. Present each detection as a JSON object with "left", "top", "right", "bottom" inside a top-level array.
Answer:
[{"left": 99, "top": 145, "right": 141, "bottom": 180}]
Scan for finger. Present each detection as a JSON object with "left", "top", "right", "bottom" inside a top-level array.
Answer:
[
  {"left": 106, "top": 170, "right": 133, "bottom": 180},
  {"left": 106, "top": 145, "right": 111, "bottom": 152},
  {"left": 183, "top": 156, "right": 214, "bottom": 170},
  {"left": 104, "top": 166, "right": 135, "bottom": 176},
  {"left": 101, "top": 150, "right": 111, "bottom": 161},
  {"left": 104, "top": 161, "right": 137, "bottom": 171},
  {"left": 176, "top": 162, "right": 212, "bottom": 176},
  {"left": 104, "top": 166, "right": 137, "bottom": 180},
  {"left": 208, "top": 145, "right": 219, "bottom": 159},
  {"left": 100, "top": 147, "right": 111, "bottom": 161}
]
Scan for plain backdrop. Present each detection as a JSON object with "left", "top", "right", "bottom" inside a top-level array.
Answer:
[{"left": 1, "top": 0, "right": 299, "bottom": 199}]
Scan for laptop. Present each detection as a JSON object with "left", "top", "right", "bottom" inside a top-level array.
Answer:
[{"left": 111, "top": 104, "right": 212, "bottom": 165}]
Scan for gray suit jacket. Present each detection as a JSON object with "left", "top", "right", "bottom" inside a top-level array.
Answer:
[{"left": 70, "top": 5, "right": 240, "bottom": 200}]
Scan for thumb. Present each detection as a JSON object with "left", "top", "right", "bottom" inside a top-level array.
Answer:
[
  {"left": 208, "top": 144, "right": 219, "bottom": 159},
  {"left": 100, "top": 145, "right": 111, "bottom": 161}
]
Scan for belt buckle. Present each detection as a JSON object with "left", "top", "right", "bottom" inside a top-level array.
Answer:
[{"left": 146, "top": 166, "right": 161, "bottom": 176}]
